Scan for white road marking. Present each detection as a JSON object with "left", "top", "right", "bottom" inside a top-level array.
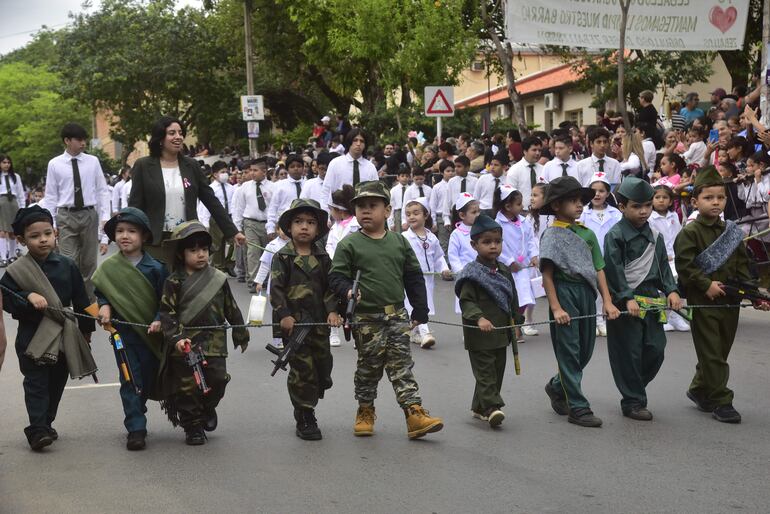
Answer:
[{"left": 65, "top": 382, "right": 121, "bottom": 390}]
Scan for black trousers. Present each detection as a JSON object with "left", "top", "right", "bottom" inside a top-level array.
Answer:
[{"left": 17, "top": 350, "right": 69, "bottom": 441}]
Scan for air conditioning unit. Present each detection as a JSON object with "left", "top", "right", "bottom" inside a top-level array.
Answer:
[
  {"left": 496, "top": 104, "right": 510, "bottom": 119},
  {"left": 471, "top": 61, "right": 485, "bottom": 72},
  {"left": 544, "top": 92, "right": 560, "bottom": 111}
]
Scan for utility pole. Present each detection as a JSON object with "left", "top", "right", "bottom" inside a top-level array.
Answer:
[{"left": 243, "top": 0, "right": 257, "bottom": 158}]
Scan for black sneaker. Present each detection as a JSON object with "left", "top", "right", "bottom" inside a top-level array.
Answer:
[
  {"left": 237, "top": 276, "right": 246, "bottom": 283},
  {"left": 29, "top": 431, "right": 54, "bottom": 451},
  {"left": 712, "top": 404, "right": 742, "bottom": 424},
  {"left": 126, "top": 430, "right": 147, "bottom": 451},
  {"left": 47, "top": 427, "right": 58, "bottom": 440},
  {"left": 294, "top": 408, "right": 322, "bottom": 441},
  {"left": 623, "top": 406, "right": 653, "bottom": 421},
  {"left": 545, "top": 382, "right": 569, "bottom": 416},
  {"left": 686, "top": 390, "right": 715, "bottom": 413},
  {"left": 204, "top": 411, "right": 218, "bottom": 432},
  {"left": 247, "top": 283, "right": 257, "bottom": 294},
  {"left": 185, "top": 426, "right": 207, "bottom": 445},
  {"left": 568, "top": 408, "right": 603, "bottom": 428}
]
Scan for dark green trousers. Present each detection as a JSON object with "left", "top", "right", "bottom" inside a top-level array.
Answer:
[
  {"left": 689, "top": 305, "right": 740, "bottom": 406},
  {"left": 169, "top": 356, "right": 229, "bottom": 429},
  {"left": 607, "top": 313, "right": 666, "bottom": 412},
  {"left": 548, "top": 280, "right": 596, "bottom": 410},
  {"left": 209, "top": 219, "right": 232, "bottom": 271},
  {"left": 288, "top": 332, "right": 333, "bottom": 409},
  {"left": 468, "top": 347, "right": 507, "bottom": 414}
]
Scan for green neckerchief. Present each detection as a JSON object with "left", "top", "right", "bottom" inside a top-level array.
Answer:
[
  {"left": 278, "top": 240, "right": 323, "bottom": 276},
  {"left": 92, "top": 252, "right": 163, "bottom": 359},
  {"left": 178, "top": 266, "right": 227, "bottom": 327}
]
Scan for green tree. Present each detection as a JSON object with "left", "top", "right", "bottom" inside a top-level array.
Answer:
[
  {"left": 0, "top": 61, "right": 90, "bottom": 181},
  {"left": 56, "top": 0, "right": 237, "bottom": 163}
]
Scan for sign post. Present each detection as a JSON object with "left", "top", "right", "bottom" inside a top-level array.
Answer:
[{"left": 425, "top": 86, "right": 454, "bottom": 144}]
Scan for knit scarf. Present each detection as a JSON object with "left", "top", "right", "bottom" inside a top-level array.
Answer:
[{"left": 454, "top": 260, "right": 514, "bottom": 314}]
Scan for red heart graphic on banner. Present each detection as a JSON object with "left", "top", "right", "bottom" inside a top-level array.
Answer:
[{"left": 709, "top": 5, "right": 738, "bottom": 34}]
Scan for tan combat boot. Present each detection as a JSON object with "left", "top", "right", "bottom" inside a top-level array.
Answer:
[
  {"left": 354, "top": 405, "right": 376, "bottom": 436},
  {"left": 404, "top": 404, "right": 444, "bottom": 439}
]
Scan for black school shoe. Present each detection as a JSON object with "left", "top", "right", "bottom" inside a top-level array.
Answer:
[
  {"left": 712, "top": 404, "right": 742, "bottom": 424},
  {"left": 568, "top": 408, "right": 603, "bottom": 428},
  {"left": 29, "top": 431, "right": 54, "bottom": 451},
  {"left": 294, "top": 408, "right": 322, "bottom": 441},
  {"left": 204, "top": 411, "right": 218, "bottom": 432},
  {"left": 686, "top": 390, "right": 716, "bottom": 413},
  {"left": 623, "top": 405, "right": 653, "bottom": 421},
  {"left": 47, "top": 427, "right": 58, "bottom": 440},
  {"left": 545, "top": 382, "right": 569, "bottom": 416},
  {"left": 126, "top": 430, "right": 147, "bottom": 451},
  {"left": 185, "top": 426, "right": 207, "bottom": 445}
]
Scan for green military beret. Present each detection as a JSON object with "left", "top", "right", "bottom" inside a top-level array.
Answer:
[
  {"left": 616, "top": 176, "right": 654, "bottom": 203},
  {"left": 470, "top": 214, "right": 501, "bottom": 240},
  {"left": 693, "top": 165, "right": 724, "bottom": 189},
  {"left": 352, "top": 180, "right": 390, "bottom": 204},
  {"left": 278, "top": 198, "right": 329, "bottom": 240}
]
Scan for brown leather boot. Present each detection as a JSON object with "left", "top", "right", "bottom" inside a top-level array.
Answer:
[
  {"left": 354, "top": 405, "right": 376, "bottom": 436},
  {"left": 404, "top": 404, "right": 443, "bottom": 439}
]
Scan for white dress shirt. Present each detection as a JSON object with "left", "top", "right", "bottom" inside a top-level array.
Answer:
[
  {"left": 648, "top": 210, "right": 682, "bottom": 259},
  {"left": 111, "top": 179, "right": 126, "bottom": 213},
  {"left": 642, "top": 138, "right": 657, "bottom": 171},
  {"left": 578, "top": 205, "right": 622, "bottom": 255},
  {"left": 442, "top": 175, "right": 478, "bottom": 224},
  {"left": 506, "top": 159, "right": 544, "bottom": 209},
  {"left": 198, "top": 180, "right": 235, "bottom": 228},
  {"left": 682, "top": 141, "right": 707, "bottom": 167},
  {"left": 121, "top": 179, "right": 132, "bottom": 209},
  {"left": 322, "top": 153, "right": 378, "bottom": 210},
  {"left": 390, "top": 182, "right": 410, "bottom": 211},
  {"left": 542, "top": 157, "right": 579, "bottom": 183},
  {"left": 474, "top": 172, "right": 504, "bottom": 210},
  {"left": 576, "top": 154, "right": 622, "bottom": 187},
  {"left": 0, "top": 172, "right": 26, "bottom": 207},
  {"left": 42, "top": 151, "right": 110, "bottom": 221},
  {"left": 267, "top": 177, "right": 305, "bottom": 234},
  {"left": 430, "top": 180, "right": 449, "bottom": 218},
  {"left": 300, "top": 176, "right": 326, "bottom": 210},
  {"left": 232, "top": 179, "right": 274, "bottom": 231},
  {"left": 403, "top": 183, "right": 432, "bottom": 209}
]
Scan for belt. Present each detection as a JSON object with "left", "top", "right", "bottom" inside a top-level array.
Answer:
[
  {"left": 59, "top": 205, "right": 94, "bottom": 211},
  {"left": 356, "top": 303, "right": 404, "bottom": 315},
  {"left": 244, "top": 217, "right": 266, "bottom": 223}
]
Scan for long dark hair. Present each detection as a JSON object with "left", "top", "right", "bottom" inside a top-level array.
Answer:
[
  {"left": 0, "top": 154, "right": 17, "bottom": 183},
  {"left": 148, "top": 116, "right": 186, "bottom": 158}
]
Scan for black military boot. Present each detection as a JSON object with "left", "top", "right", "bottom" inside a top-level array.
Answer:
[
  {"left": 28, "top": 431, "right": 54, "bottom": 451},
  {"left": 185, "top": 425, "right": 207, "bottom": 446},
  {"left": 204, "top": 410, "right": 218, "bottom": 432},
  {"left": 126, "top": 430, "right": 147, "bottom": 451},
  {"left": 294, "top": 408, "right": 322, "bottom": 441}
]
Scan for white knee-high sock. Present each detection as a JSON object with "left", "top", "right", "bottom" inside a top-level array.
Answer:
[
  {"left": 8, "top": 237, "right": 16, "bottom": 257},
  {"left": 0, "top": 237, "right": 7, "bottom": 260}
]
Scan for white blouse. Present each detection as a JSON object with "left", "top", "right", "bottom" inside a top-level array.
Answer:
[{"left": 162, "top": 166, "right": 186, "bottom": 232}]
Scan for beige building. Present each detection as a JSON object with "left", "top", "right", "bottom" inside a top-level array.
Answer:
[{"left": 454, "top": 50, "right": 734, "bottom": 132}]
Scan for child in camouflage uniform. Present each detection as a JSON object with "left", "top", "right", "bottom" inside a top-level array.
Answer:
[
  {"left": 159, "top": 221, "right": 249, "bottom": 445},
  {"left": 329, "top": 181, "right": 444, "bottom": 439},
  {"left": 270, "top": 199, "right": 341, "bottom": 440}
]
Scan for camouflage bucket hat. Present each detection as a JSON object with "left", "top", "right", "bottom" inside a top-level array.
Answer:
[
  {"left": 161, "top": 221, "right": 212, "bottom": 267},
  {"left": 352, "top": 180, "right": 390, "bottom": 205},
  {"left": 278, "top": 198, "right": 329, "bottom": 240}
]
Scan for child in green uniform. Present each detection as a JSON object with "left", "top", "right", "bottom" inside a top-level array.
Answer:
[
  {"left": 329, "top": 180, "right": 444, "bottom": 439},
  {"left": 0, "top": 206, "right": 96, "bottom": 451},
  {"left": 456, "top": 214, "right": 522, "bottom": 428},
  {"left": 539, "top": 176, "right": 620, "bottom": 428},
  {"left": 159, "top": 221, "right": 249, "bottom": 445},
  {"left": 603, "top": 178, "right": 682, "bottom": 421},
  {"left": 674, "top": 166, "right": 770, "bottom": 424},
  {"left": 270, "top": 199, "right": 341, "bottom": 441}
]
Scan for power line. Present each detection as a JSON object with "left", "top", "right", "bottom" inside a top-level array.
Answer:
[{"left": 0, "top": 22, "right": 69, "bottom": 40}]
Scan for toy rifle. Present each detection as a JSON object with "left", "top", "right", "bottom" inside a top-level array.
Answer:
[
  {"left": 634, "top": 295, "right": 693, "bottom": 323},
  {"left": 183, "top": 339, "right": 211, "bottom": 395},
  {"left": 265, "top": 320, "right": 312, "bottom": 376},
  {"left": 344, "top": 270, "right": 362, "bottom": 342},
  {"left": 510, "top": 319, "right": 521, "bottom": 376},
  {"left": 721, "top": 280, "right": 770, "bottom": 307}
]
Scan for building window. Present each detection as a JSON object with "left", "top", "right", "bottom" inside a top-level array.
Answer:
[
  {"left": 525, "top": 105, "right": 534, "bottom": 125},
  {"left": 565, "top": 109, "right": 583, "bottom": 126}
]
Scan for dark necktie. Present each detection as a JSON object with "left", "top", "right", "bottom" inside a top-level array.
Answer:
[
  {"left": 494, "top": 177, "right": 500, "bottom": 191},
  {"left": 294, "top": 180, "right": 302, "bottom": 198},
  {"left": 256, "top": 181, "right": 267, "bottom": 211},
  {"left": 4, "top": 174, "right": 11, "bottom": 199},
  {"left": 461, "top": 178, "right": 466, "bottom": 193},
  {"left": 353, "top": 159, "right": 360, "bottom": 185},
  {"left": 418, "top": 186, "right": 424, "bottom": 197},
  {"left": 598, "top": 159, "right": 605, "bottom": 172},
  {"left": 220, "top": 183, "right": 229, "bottom": 212},
  {"left": 401, "top": 185, "right": 406, "bottom": 204},
  {"left": 528, "top": 163, "right": 537, "bottom": 188},
  {"left": 72, "top": 158, "right": 84, "bottom": 208},
  {"left": 561, "top": 163, "right": 569, "bottom": 177}
]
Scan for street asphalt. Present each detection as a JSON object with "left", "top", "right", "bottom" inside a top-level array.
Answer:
[{"left": 1, "top": 264, "right": 770, "bottom": 513}]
